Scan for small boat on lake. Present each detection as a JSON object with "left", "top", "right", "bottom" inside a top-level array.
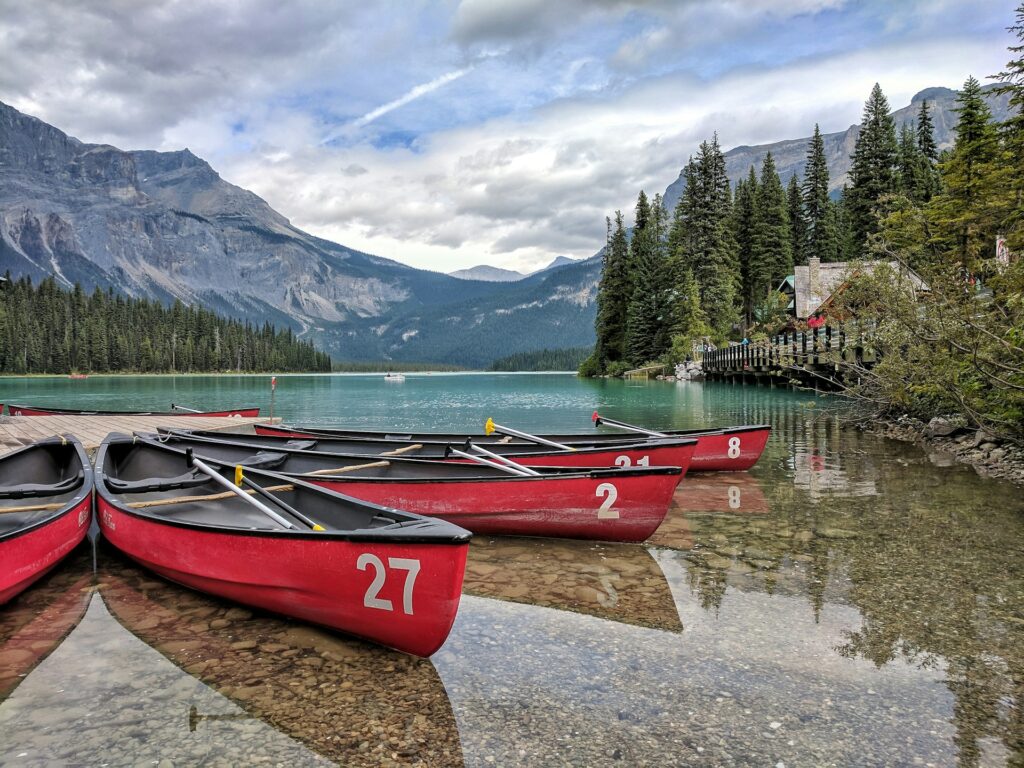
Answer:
[
  {"left": 135, "top": 432, "right": 683, "bottom": 542},
  {"left": 384, "top": 373, "right": 405, "bottom": 382},
  {"left": 7, "top": 403, "right": 261, "bottom": 418},
  {"left": 252, "top": 420, "right": 769, "bottom": 472},
  {"left": 0, "top": 435, "right": 93, "bottom": 604},
  {"left": 94, "top": 433, "right": 472, "bottom": 656}
]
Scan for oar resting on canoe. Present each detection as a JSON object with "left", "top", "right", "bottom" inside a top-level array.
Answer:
[
  {"left": 95, "top": 433, "right": 472, "bottom": 657},
  {"left": 134, "top": 431, "right": 683, "bottom": 542}
]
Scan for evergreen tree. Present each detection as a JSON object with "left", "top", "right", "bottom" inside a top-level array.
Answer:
[
  {"left": 914, "top": 100, "right": 941, "bottom": 202},
  {"left": 591, "top": 211, "right": 631, "bottom": 369},
  {"left": 669, "top": 136, "right": 739, "bottom": 337},
  {"left": 733, "top": 167, "right": 759, "bottom": 324},
  {"left": 802, "top": 124, "right": 837, "bottom": 263},
  {"left": 626, "top": 193, "right": 671, "bottom": 363},
  {"left": 993, "top": 2, "right": 1024, "bottom": 251},
  {"left": 750, "top": 152, "right": 792, "bottom": 309},
  {"left": 916, "top": 99, "right": 939, "bottom": 161},
  {"left": 928, "top": 76, "right": 1001, "bottom": 269},
  {"left": 847, "top": 83, "right": 899, "bottom": 252},
  {"left": 787, "top": 173, "right": 807, "bottom": 265},
  {"left": 671, "top": 266, "right": 707, "bottom": 338}
]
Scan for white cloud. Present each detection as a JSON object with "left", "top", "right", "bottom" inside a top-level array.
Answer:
[
  {"left": 220, "top": 35, "right": 1009, "bottom": 273},
  {"left": 0, "top": 0, "right": 1016, "bottom": 275},
  {"left": 325, "top": 67, "right": 475, "bottom": 143}
]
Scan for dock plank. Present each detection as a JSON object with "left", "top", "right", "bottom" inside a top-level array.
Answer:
[{"left": 0, "top": 415, "right": 277, "bottom": 453}]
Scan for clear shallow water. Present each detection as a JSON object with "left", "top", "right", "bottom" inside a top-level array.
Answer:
[{"left": 1, "top": 375, "right": 1023, "bottom": 767}]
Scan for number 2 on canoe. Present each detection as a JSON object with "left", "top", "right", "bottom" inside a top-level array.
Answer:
[
  {"left": 357, "top": 554, "right": 421, "bottom": 615},
  {"left": 596, "top": 482, "right": 619, "bottom": 519},
  {"left": 727, "top": 436, "right": 741, "bottom": 459},
  {"left": 614, "top": 455, "right": 650, "bottom": 468}
]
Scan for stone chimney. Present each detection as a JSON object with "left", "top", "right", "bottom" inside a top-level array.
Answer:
[{"left": 808, "top": 257, "right": 821, "bottom": 297}]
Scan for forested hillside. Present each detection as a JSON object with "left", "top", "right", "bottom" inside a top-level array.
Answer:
[
  {"left": 488, "top": 347, "right": 592, "bottom": 371},
  {"left": 0, "top": 276, "right": 332, "bottom": 374}
]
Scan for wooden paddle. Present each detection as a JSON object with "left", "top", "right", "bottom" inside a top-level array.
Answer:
[
  {"left": 0, "top": 501, "right": 67, "bottom": 515},
  {"left": 127, "top": 486, "right": 294, "bottom": 509},
  {"left": 379, "top": 444, "right": 423, "bottom": 456},
  {"left": 304, "top": 460, "right": 390, "bottom": 476}
]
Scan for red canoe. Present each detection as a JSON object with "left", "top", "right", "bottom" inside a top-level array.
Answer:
[
  {"left": 254, "top": 422, "right": 769, "bottom": 472},
  {"left": 136, "top": 432, "right": 683, "bottom": 542},
  {"left": 686, "top": 426, "right": 771, "bottom": 472},
  {"left": 172, "top": 427, "right": 697, "bottom": 475},
  {"left": 7, "top": 403, "right": 260, "bottom": 418},
  {"left": 95, "top": 434, "right": 472, "bottom": 657},
  {"left": 0, "top": 435, "right": 94, "bottom": 605}
]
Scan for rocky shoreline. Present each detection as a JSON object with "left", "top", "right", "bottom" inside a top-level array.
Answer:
[{"left": 866, "top": 414, "right": 1024, "bottom": 486}]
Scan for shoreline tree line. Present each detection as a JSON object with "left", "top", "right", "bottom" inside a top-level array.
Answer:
[{"left": 0, "top": 276, "right": 332, "bottom": 374}]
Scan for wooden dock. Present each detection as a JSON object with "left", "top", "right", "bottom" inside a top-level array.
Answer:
[
  {"left": 0, "top": 415, "right": 275, "bottom": 453},
  {"left": 701, "top": 324, "right": 877, "bottom": 389}
]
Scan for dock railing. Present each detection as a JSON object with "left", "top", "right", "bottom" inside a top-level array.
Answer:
[{"left": 701, "top": 323, "right": 877, "bottom": 386}]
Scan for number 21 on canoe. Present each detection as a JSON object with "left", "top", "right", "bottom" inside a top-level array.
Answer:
[{"left": 94, "top": 434, "right": 473, "bottom": 657}]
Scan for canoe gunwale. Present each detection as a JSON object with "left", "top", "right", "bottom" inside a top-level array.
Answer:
[
  {"left": 134, "top": 433, "right": 685, "bottom": 481},
  {"left": 157, "top": 427, "right": 698, "bottom": 457},
  {"left": 259, "top": 422, "right": 772, "bottom": 441}
]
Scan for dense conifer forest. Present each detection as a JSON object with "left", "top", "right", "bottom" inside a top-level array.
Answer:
[
  {"left": 0, "top": 276, "right": 332, "bottom": 374},
  {"left": 488, "top": 347, "right": 592, "bottom": 371}
]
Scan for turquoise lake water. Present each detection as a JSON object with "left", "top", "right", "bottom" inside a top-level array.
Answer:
[
  {"left": 0, "top": 372, "right": 818, "bottom": 433},
  {"left": 1, "top": 374, "right": 1023, "bottom": 766}
]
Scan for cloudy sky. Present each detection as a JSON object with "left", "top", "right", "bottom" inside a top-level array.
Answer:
[{"left": 0, "top": 0, "right": 1017, "bottom": 273}]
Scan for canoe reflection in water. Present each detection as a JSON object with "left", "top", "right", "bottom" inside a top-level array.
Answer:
[
  {"left": 648, "top": 473, "right": 769, "bottom": 551},
  {"left": 97, "top": 552, "right": 464, "bottom": 767},
  {"left": 0, "top": 552, "right": 92, "bottom": 702},
  {"left": 463, "top": 537, "right": 681, "bottom": 633}
]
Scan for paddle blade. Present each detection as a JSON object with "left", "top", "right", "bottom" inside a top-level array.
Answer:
[{"left": 484, "top": 417, "right": 496, "bottom": 436}]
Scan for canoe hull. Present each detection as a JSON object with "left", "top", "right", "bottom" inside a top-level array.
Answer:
[
  {"left": 690, "top": 427, "right": 771, "bottom": 471},
  {"left": 96, "top": 497, "right": 468, "bottom": 657},
  {"left": 8, "top": 405, "right": 260, "bottom": 418},
  {"left": 0, "top": 496, "right": 91, "bottom": 605},
  {"left": 306, "top": 472, "right": 679, "bottom": 542}
]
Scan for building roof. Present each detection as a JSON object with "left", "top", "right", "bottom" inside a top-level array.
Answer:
[{"left": 793, "top": 260, "right": 927, "bottom": 319}]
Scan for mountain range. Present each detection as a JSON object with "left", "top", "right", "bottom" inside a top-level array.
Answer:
[
  {"left": 0, "top": 85, "right": 1010, "bottom": 366},
  {"left": 0, "top": 100, "right": 600, "bottom": 366},
  {"left": 449, "top": 256, "right": 578, "bottom": 282}
]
